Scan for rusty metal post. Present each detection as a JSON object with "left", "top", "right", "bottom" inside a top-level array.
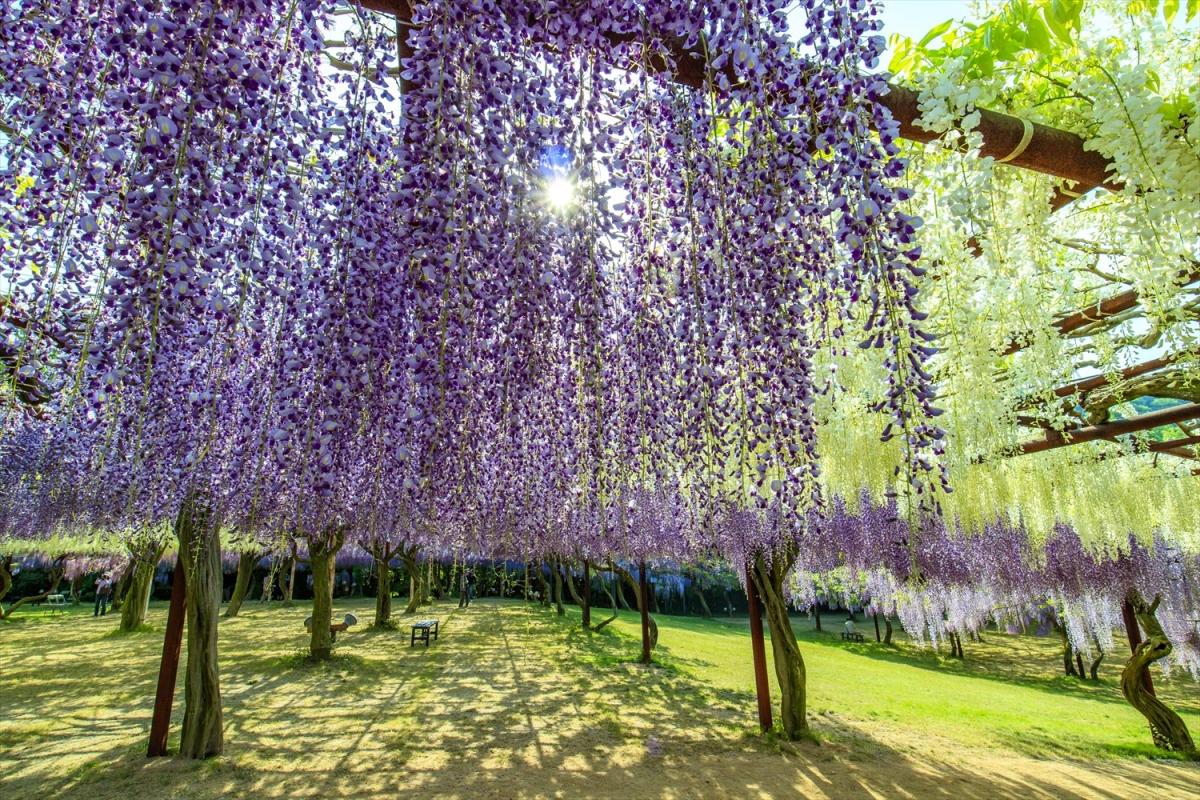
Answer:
[
  {"left": 148, "top": 556, "right": 186, "bottom": 757},
  {"left": 745, "top": 565, "right": 773, "bottom": 733}
]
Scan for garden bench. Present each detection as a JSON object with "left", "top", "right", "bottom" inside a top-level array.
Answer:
[
  {"left": 410, "top": 619, "right": 439, "bottom": 647},
  {"left": 46, "top": 593, "right": 68, "bottom": 614},
  {"left": 841, "top": 631, "right": 865, "bottom": 643},
  {"left": 304, "top": 613, "right": 358, "bottom": 642}
]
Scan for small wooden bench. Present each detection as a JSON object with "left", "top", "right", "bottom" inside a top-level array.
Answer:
[
  {"left": 411, "top": 619, "right": 439, "bottom": 647},
  {"left": 841, "top": 631, "right": 865, "bottom": 643},
  {"left": 46, "top": 594, "right": 68, "bottom": 614}
]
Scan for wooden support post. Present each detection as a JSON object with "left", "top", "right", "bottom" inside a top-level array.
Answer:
[
  {"left": 639, "top": 561, "right": 651, "bottom": 664},
  {"left": 1121, "top": 599, "right": 1156, "bottom": 697},
  {"left": 148, "top": 556, "right": 186, "bottom": 757},
  {"left": 582, "top": 559, "right": 591, "bottom": 629},
  {"left": 746, "top": 566, "right": 773, "bottom": 733}
]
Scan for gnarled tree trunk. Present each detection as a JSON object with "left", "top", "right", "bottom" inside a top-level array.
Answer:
[
  {"left": 1121, "top": 590, "right": 1197, "bottom": 758},
  {"left": 308, "top": 527, "right": 347, "bottom": 659},
  {"left": 552, "top": 558, "right": 565, "bottom": 616},
  {"left": 120, "top": 543, "right": 166, "bottom": 631},
  {"left": 373, "top": 548, "right": 395, "bottom": 627},
  {"left": 223, "top": 551, "right": 259, "bottom": 618},
  {"left": 401, "top": 546, "right": 422, "bottom": 614},
  {"left": 176, "top": 496, "right": 223, "bottom": 759},
  {"left": 613, "top": 563, "right": 657, "bottom": 651},
  {"left": 0, "top": 555, "right": 13, "bottom": 615},
  {"left": 752, "top": 550, "right": 807, "bottom": 740},
  {"left": 111, "top": 562, "right": 133, "bottom": 612}
]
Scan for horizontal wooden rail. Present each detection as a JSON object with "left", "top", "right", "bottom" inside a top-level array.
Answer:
[{"left": 1015, "top": 402, "right": 1200, "bottom": 456}]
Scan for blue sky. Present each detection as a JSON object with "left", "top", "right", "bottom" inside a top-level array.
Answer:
[{"left": 877, "top": 0, "right": 974, "bottom": 42}]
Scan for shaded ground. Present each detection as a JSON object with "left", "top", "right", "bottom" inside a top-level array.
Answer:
[{"left": 1, "top": 598, "right": 1198, "bottom": 799}]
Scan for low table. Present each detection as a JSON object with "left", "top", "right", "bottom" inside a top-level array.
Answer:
[
  {"left": 411, "top": 619, "right": 439, "bottom": 647},
  {"left": 841, "top": 631, "right": 865, "bottom": 643}
]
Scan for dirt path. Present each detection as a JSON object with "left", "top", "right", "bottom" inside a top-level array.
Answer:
[{"left": 1, "top": 600, "right": 1197, "bottom": 799}]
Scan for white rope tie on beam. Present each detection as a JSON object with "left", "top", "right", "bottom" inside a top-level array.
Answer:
[{"left": 995, "top": 117, "right": 1034, "bottom": 163}]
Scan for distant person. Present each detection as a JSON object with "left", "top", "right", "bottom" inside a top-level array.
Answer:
[
  {"left": 843, "top": 617, "right": 857, "bottom": 637},
  {"left": 466, "top": 569, "right": 477, "bottom": 605},
  {"left": 94, "top": 575, "right": 113, "bottom": 617}
]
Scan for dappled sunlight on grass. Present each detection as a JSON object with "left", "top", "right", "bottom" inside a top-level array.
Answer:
[{"left": 2, "top": 599, "right": 1198, "bottom": 799}]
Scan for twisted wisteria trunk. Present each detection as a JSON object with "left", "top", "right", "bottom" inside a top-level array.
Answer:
[
  {"left": 308, "top": 527, "right": 346, "bottom": 660},
  {"left": 120, "top": 543, "right": 166, "bottom": 631},
  {"left": 752, "top": 550, "right": 807, "bottom": 740},
  {"left": 176, "top": 497, "right": 222, "bottom": 759},
  {"left": 613, "top": 563, "right": 657, "bottom": 651},
  {"left": 1121, "top": 590, "right": 1197, "bottom": 758},
  {"left": 401, "top": 547, "right": 422, "bottom": 614},
  {"left": 373, "top": 551, "right": 394, "bottom": 628},
  {"left": 0, "top": 555, "right": 12, "bottom": 614},
  {"left": 223, "top": 551, "right": 258, "bottom": 618},
  {"left": 111, "top": 562, "right": 133, "bottom": 612},
  {"left": 552, "top": 558, "right": 565, "bottom": 616}
]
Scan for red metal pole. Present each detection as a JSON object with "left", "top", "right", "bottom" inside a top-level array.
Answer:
[
  {"left": 148, "top": 556, "right": 187, "bottom": 757},
  {"left": 745, "top": 565, "right": 773, "bottom": 733},
  {"left": 1121, "top": 599, "right": 1156, "bottom": 697},
  {"left": 638, "top": 561, "right": 651, "bottom": 664}
]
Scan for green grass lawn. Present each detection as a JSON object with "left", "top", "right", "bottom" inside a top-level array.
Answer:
[
  {"left": 603, "top": 609, "right": 1200, "bottom": 761},
  {"left": 1, "top": 597, "right": 1198, "bottom": 799}
]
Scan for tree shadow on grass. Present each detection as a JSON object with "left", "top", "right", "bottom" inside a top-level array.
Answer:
[{"left": 4, "top": 599, "right": 1199, "bottom": 800}]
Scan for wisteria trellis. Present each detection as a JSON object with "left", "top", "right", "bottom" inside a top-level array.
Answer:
[{"left": 0, "top": 0, "right": 938, "bottom": 551}]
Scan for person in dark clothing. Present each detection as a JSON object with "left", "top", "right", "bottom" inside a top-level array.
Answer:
[
  {"left": 465, "top": 569, "right": 477, "bottom": 607},
  {"left": 93, "top": 575, "right": 113, "bottom": 617}
]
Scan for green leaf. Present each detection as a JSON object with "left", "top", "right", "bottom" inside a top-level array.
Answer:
[
  {"left": 1024, "top": 15, "right": 1053, "bottom": 53},
  {"left": 1049, "top": 0, "right": 1085, "bottom": 24},
  {"left": 917, "top": 18, "right": 956, "bottom": 48},
  {"left": 1163, "top": 0, "right": 1180, "bottom": 20},
  {"left": 1188, "top": 0, "right": 1199, "bottom": 21}
]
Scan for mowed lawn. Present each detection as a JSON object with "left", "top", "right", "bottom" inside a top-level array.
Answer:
[{"left": 1, "top": 597, "right": 1198, "bottom": 799}]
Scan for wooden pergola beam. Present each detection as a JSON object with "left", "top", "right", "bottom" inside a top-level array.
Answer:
[
  {"left": 1014, "top": 402, "right": 1200, "bottom": 456},
  {"left": 1002, "top": 270, "right": 1200, "bottom": 356},
  {"left": 358, "top": 0, "right": 1119, "bottom": 194}
]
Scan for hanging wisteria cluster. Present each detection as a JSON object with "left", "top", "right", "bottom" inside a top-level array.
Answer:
[
  {"left": 779, "top": 495, "right": 1200, "bottom": 677},
  {"left": 0, "top": 0, "right": 941, "bottom": 561}
]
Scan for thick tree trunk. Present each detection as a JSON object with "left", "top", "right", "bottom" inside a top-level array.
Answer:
[
  {"left": 1059, "top": 624, "right": 1079, "bottom": 677},
  {"left": 176, "top": 497, "right": 223, "bottom": 759},
  {"left": 591, "top": 566, "right": 620, "bottom": 631},
  {"left": 402, "top": 548, "right": 422, "bottom": 614},
  {"left": 223, "top": 551, "right": 258, "bottom": 618},
  {"left": 1089, "top": 637, "right": 1105, "bottom": 680},
  {"left": 752, "top": 551, "right": 807, "bottom": 740},
  {"left": 374, "top": 556, "right": 394, "bottom": 627},
  {"left": 281, "top": 545, "right": 297, "bottom": 607},
  {"left": 872, "top": 613, "right": 881, "bottom": 642},
  {"left": 552, "top": 558, "right": 565, "bottom": 616},
  {"left": 120, "top": 546, "right": 164, "bottom": 631},
  {"left": 613, "top": 563, "right": 657, "bottom": 651},
  {"left": 70, "top": 575, "right": 82, "bottom": 604},
  {"left": 1121, "top": 590, "right": 1198, "bottom": 758},
  {"left": 536, "top": 561, "right": 551, "bottom": 608},
  {"left": 308, "top": 527, "right": 346, "bottom": 660},
  {"left": 110, "top": 562, "right": 133, "bottom": 612},
  {"left": 813, "top": 604, "right": 821, "bottom": 633},
  {"left": 0, "top": 555, "right": 13, "bottom": 614},
  {"left": 884, "top": 616, "right": 893, "bottom": 645},
  {"left": 582, "top": 561, "right": 591, "bottom": 627}
]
